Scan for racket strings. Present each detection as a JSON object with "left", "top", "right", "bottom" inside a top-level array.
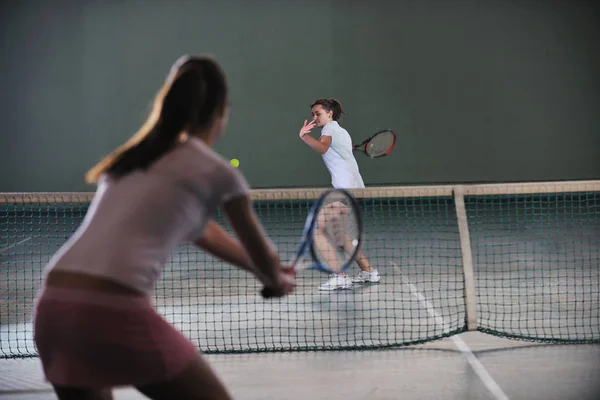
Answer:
[
  {"left": 367, "top": 131, "right": 395, "bottom": 157},
  {"left": 311, "top": 193, "right": 361, "bottom": 273}
]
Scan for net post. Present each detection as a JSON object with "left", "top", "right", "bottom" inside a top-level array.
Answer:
[{"left": 453, "top": 185, "right": 478, "bottom": 331}]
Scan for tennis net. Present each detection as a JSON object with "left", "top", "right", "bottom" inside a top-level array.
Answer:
[{"left": 1, "top": 181, "right": 599, "bottom": 358}]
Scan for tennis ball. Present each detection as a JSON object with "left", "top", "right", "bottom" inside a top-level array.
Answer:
[
  {"left": 351, "top": 239, "right": 358, "bottom": 247},
  {"left": 230, "top": 159, "right": 239, "bottom": 168}
]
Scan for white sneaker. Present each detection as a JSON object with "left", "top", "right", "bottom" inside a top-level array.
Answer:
[
  {"left": 318, "top": 275, "right": 353, "bottom": 291},
  {"left": 352, "top": 269, "right": 381, "bottom": 283}
]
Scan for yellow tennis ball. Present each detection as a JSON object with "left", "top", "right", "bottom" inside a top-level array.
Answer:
[{"left": 230, "top": 158, "right": 239, "bottom": 168}]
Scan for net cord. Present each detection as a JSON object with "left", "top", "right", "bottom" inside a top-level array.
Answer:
[{"left": 2, "top": 180, "right": 600, "bottom": 203}]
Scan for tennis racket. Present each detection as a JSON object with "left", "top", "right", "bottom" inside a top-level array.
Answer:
[
  {"left": 352, "top": 129, "right": 396, "bottom": 158},
  {"left": 261, "top": 188, "right": 363, "bottom": 298}
]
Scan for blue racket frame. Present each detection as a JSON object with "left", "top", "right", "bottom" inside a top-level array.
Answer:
[
  {"left": 261, "top": 188, "right": 363, "bottom": 298},
  {"left": 293, "top": 188, "right": 363, "bottom": 273}
]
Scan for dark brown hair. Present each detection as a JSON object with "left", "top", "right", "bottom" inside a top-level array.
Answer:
[
  {"left": 310, "top": 98, "right": 345, "bottom": 121},
  {"left": 86, "top": 55, "right": 228, "bottom": 184}
]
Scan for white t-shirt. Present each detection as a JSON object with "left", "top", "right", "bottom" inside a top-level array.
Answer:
[
  {"left": 320, "top": 121, "right": 365, "bottom": 189},
  {"left": 43, "top": 137, "right": 250, "bottom": 295}
]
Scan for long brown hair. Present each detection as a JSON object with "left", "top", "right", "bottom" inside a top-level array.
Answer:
[{"left": 86, "top": 55, "right": 228, "bottom": 184}]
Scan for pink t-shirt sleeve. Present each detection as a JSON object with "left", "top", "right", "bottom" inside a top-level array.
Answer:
[{"left": 220, "top": 166, "right": 251, "bottom": 203}]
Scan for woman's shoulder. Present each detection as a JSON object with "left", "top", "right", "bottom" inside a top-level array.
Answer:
[{"left": 323, "top": 121, "right": 345, "bottom": 135}]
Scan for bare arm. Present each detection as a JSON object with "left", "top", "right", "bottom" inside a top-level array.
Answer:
[
  {"left": 194, "top": 220, "right": 254, "bottom": 273},
  {"left": 220, "top": 194, "right": 281, "bottom": 288},
  {"left": 195, "top": 219, "right": 282, "bottom": 286},
  {"left": 301, "top": 134, "right": 331, "bottom": 155},
  {"left": 194, "top": 213, "right": 279, "bottom": 288},
  {"left": 298, "top": 119, "right": 331, "bottom": 155}
]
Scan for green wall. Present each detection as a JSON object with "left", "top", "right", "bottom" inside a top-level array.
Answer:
[{"left": 1, "top": 0, "right": 599, "bottom": 192}]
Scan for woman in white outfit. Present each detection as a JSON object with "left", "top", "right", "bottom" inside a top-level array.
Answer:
[{"left": 298, "top": 98, "right": 381, "bottom": 291}]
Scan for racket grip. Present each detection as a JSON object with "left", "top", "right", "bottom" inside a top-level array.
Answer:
[{"left": 261, "top": 287, "right": 276, "bottom": 299}]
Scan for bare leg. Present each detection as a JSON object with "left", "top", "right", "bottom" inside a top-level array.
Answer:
[
  {"left": 135, "top": 353, "right": 232, "bottom": 400},
  {"left": 314, "top": 202, "right": 349, "bottom": 274},
  {"left": 335, "top": 202, "right": 374, "bottom": 273},
  {"left": 341, "top": 237, "right": 374, "bottom": 273},
  {"left": 317, "top": 202, "right": 374, "bottom": 273},
  {"left": 314, "top": 228, "right": 343, "bottom": 273}
]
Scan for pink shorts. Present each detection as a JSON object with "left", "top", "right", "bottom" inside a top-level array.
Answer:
[{"left": 33, "top": 286, "right": 198, "bottom": 389}]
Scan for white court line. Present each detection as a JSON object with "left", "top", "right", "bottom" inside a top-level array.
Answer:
[
  {"left": 392, "top": 263, "right": 509, "bottom": 400},
  {"left": 0, "top": 237, "right": 32, "bottom": 254}
]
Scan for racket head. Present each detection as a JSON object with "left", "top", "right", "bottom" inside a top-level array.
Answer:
[
  {"left": 290, "top": 194, "right": 323, "bottom": 266},
  {"left": 365, "top": 129, "right": 396, "bottom": 158},
  {"left": 307, "top": 189, "right": 363, "bottom": 274},
  {"left": 261, "top": 189, "right": 363, "bottom": 298}
]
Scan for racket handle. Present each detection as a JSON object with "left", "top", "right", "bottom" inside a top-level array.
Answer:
[{"left": 261, "top": 287, "right": 276, "bottom": 299}]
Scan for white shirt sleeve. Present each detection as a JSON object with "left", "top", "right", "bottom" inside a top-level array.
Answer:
[{"left": 320, "top": 123, "right": 334, "bottom": 137}]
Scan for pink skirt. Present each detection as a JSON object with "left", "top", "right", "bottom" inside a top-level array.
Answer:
[{"left": 33, "top": 286, "right": 197, "bottom": 389}]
